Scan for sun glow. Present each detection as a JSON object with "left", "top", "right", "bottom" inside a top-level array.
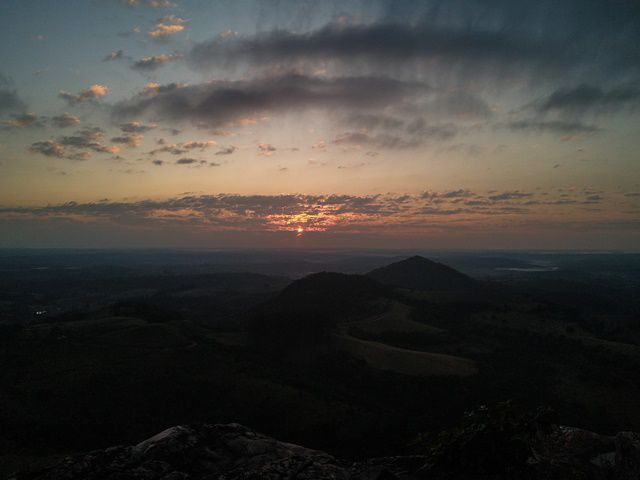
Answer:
[{"left": 296, "top": 227, "right": 304, "bottom": 237}]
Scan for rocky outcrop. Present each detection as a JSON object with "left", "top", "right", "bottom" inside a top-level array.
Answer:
[
  {"left": 10, "top": 423, "right": 419, "bottom": 480},
  {"left": 9, "top": 423, "right": 640, "bottom": 480},
  {"left": 526, "top": 426, "right": 640, "bottom": 479}
]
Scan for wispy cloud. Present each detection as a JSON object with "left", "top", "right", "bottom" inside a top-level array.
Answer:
[
  {"left": 258, "top": 143, "right": 276, "bottom": 156},
  {"left": 175, "top": 157, "right": 220, "bottom": 167},
  {"left": 113, "top": 74, "right": 427, "bottom": 128},
  {"left": 148, "top": 15, "right": 186, "bottom": 39},
  {"left": 51, "top": 112, "right": 81, "bottom": 128},
  {"left": 507, "top": 119, "right": 599, "bottom": 135},
  {"left": 0, "top": 112, "right": 43, "bottom": 129},
  {"left": 0, "top": 189, "right": 630, "bottom": 239},
  {"left": 111, "top": 133, "right": 143, "bottom": 147},
  {"left": 120, "top": 121, "right": 157, "bottom": 133},
  {"left": 58, "top": 84, "right": 108, "bottom": 105},
  {"left": 188, "top": 21, "right": 564, "bottom": 73},
  {"left": 0, "top": 73, "right": 26, "bottom": 114},
  {"left": 333, "top": 132, "right": 420, "bottom": 150},
  {"left": 149, "top": 140, "right": 217, "bottom": 155},
  {"left": 536, "top": 83, "right": 640, "bottom": 116},
  {"left": 215, "top": 145, "right": 237, "bottom": 155},
  {"left": 113, "top": 0, "right": 174, "bottom": 8},
  {"left": 132, "top": 53, "right": 182, "bottom": 71},
  {"left": 30, "top": 127, "right": 120, "bottom": 160},
  {"left": 103, "top": 50, "right": 126, "bottom": 62}
]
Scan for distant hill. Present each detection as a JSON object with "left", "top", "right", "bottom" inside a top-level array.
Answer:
[
  {"left": 249, "top": 272, "right": 390, "bottom": 350},
  {"left": 366, "top": 255, "right": 479, "bottom": 291},
  {"left": 275, "top": 272, "right": 389, "bottom": 306}
]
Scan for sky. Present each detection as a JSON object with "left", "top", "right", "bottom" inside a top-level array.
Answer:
[{"left": 0, "top": 0, "right": 639, "bottom": 249}]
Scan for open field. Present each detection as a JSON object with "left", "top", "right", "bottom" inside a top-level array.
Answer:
[
  {"left": 337, "top": 333, "right": 478, "bottom": 377},
  {"left": 342, "top": 302, "right": 443, "bottom": 336}
]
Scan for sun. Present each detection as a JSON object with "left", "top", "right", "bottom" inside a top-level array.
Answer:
[{"left": 296, "top": 227, "right": 304, "bottom": 237}]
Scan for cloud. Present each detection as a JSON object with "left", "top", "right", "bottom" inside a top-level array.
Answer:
[
  {"left": 0, "top": 90, "right": 25, "bottom": 114},
  {"left": 108, "top": 122, "right": 156, "bottom": 148},
  {"left": 430, "top": 92, "right": 493, "bottom": 118},
  {"left": 30, "top": 140, "right": 69, "bottom": 159},
  {"left": 30, "top": 127, "right": 120, "bottom": 160},
  {"left": 142, "top": 82, "right": 161, "bottom": 95},
  {"left": 258, "top": 143, "right": 276, "bottom": 156},
  {"left": 437, "top": 143, "right": 486, "bottom": 157},
  {"left": 58, "top": 126, "right": 103, "bottom": 146},
  {"left": 111, "top": 133, "right": 143, "bottom": 147},
  {"left": 51, "top": 112, "right": 81, "bottom": 128},
  {"left": 103, "top": 50, "right": 126, "bottom": 61},
  {"left": 333, "top": 116, "right": 457, "bottom": 150},
  {"left": 120, "top": 121, "right": 157, "bottom": 133},
  {"left": 146, "top": 0, "right": 174, "bottom": 6},
  {"left": 343, "top": 114, "right": 457, "bottom": 142},
  {"left": 189, "top": 21, "right": 562, "bottom": 70},
  {"left": 58, "top": 85, "right": 108, "bottom": 105},
  {"left": 118, "top": 26, "right": 141, "bottom": 37},
  {"left": 149, "top": 140, "right": 217, "bottom": 155},
  {"left": 345, "top": 113, "right": 404, "bottom": 130},
  {"left": 422, "top": 189, "right": 476, "bottom": 201},
  {"left": 537, "top": 83, "right": 640, "bottom": 115},
  {"left": 148, "top": 15, "right": 186, "bottom": 39},
  {"left": 215, "top": 145, "right": 237, "bottom": 155},
  {"left": 58, "top": 127, "right": 120, "bottom": 154},
  {"left": 488, "top": 191, "right": 534, "bottom": 201},
  {"left": 149, "top": 24, "right": 184, "bottom": 38},
  {"left": 112, "top": 73, "right": 428, "bottom": 128},
  {"left": 175, "top": 158, "right": 220, "bottom": 167},
  {"left": 585, "top": 194, "right": 604, "bottom": 203},
  {"left": 114, "top": 0, "right": 174, "bottom": 8},
  {"left": 0, "top": 73, "right": 26, "bottom": 114},
  {"left": 405, "top": 118, "right": 458, "bottom": 139},
  {"left": 507, "top": 119, "right": 599, "bottom": 135},
  {"left": 176, "top": 157, "right": 198, "bottom": 164},
  {"left": 440, "top": 189, "right": 475, "bottom": 199},
  {"left": 311, "top": 140, "right": 327, "bottom": 152},
  {"left": 333, "top": 132, "right": 420, "bottom": 150},
  {"left": 0, "top": 112, "right": 43, "bottom": 129},
  {"left": 1, "top": 188, "right": 626, "bottom": 240},
  {"left": 132, "top": 53, "right": 182, "bottom": 71},
  {"left": 337, "top": 162, "right": 367, "bottom": 170}
]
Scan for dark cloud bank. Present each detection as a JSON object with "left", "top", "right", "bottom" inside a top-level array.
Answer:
[
  {"left": 113, "top": 74, "right": 427, "bottom": 127},
  {"left": 105, "top": 0, "right": 640, "bottom": 140}
]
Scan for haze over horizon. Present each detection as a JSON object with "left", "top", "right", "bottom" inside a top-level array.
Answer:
[{"left": 1, "top": 0, "right": 639, "bottom": 249}]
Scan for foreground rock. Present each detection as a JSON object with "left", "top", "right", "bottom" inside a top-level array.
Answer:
[
  {"left": 11, "top": 423, "right": 422, "bottom": 480},
  {"left": 10, "top": 423, "right": 640, "bottom": 479}
]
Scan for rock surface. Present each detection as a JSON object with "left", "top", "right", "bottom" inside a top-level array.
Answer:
[
  {"left": 9, "top": 423, "right": 640, "bottom": 479},
  {"left": 10, "top": 423, "right": 419, "bottom": 480}
]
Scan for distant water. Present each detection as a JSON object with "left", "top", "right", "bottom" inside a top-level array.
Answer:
[{"left": 495, "top": 266, "right": 559, "bottom": 272}]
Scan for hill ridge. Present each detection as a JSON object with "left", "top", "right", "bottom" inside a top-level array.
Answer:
[{"left": 366, "top": 255, "right": 478, "bottom": 291}]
